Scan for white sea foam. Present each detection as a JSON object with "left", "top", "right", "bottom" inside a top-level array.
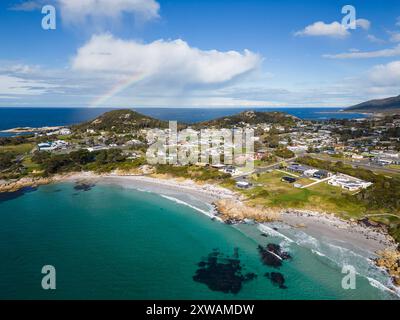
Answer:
[
  {"left": 311, "top": 249, "right": 326, "bottom": 257},
  {"left": 367, "top": 277, "right": 399, "bottom": 297},
  {"left": 160, "top": 194, "right": 222, "bottom": 221},
  {"left": 259, "top": 223, "right": 399, "bottom": 297},
  {"left": 258, "top": 224, "right": 294, "bottom": 243}
]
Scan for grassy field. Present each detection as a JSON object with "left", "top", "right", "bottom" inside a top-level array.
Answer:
[
  {"left": 0, "top": 143, "right": 34, "bottom": 154},
  {"left": 21, "top": 156, "right": 43, "bottom": 173},
  {"left": 233, "top": 170, "right": 369, "bottom": 218}
]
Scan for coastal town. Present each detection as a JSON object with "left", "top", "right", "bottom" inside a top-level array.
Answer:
[{"left": 1, "top": 109, "right": 400, "bottom": 289}]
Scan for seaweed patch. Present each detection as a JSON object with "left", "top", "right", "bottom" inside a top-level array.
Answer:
[
  {"left": 74, "top": 181, "right": 96, "bottom": 192},
  {"left": 258, "top": 243, "right": 291, "bottom": 268},
  {"left": 265, "top": 272, "right": 287, "bottom": 289},
  {"left": 193, "top": 248, "right": 257, "bottom": 294}
]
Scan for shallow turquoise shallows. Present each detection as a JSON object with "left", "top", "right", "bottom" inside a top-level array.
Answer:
[{"left": 0, "top": 183, "right": 395, "bottom": 300}]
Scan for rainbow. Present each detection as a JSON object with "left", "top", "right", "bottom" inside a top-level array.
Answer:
[{"left": 89, "top": 72, "right": 147, "bottom": 108}]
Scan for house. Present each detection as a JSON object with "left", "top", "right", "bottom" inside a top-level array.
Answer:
[
  {"left": 372, "top": 158, "right": 393, "bottom": 166},
  {"left": 236, "top": 181, "right": 252, "bottom": 189},
  {"left": 59, "top": 128, "right": 71, "bottom": 135},
  {"left": 281, "top": 176, "right": 297, "bottom": 184},
  {"left": 38, "top": 140, "right": 69, "bottom": 151},
  {"left": 328, "top": 174, "right": 372, "bottom": 192},
  {"left": 304, "top": 169, "right": 319, "bottom": 177},
  {"left": 287, "top": 145, "right": 308, "bottom": 153},
  {"left": 287, "top": 163, "right": 309, "bottom": 175},
  {"left": 222, "top": 166, "right": 237, "bottom": 175},
  {"left": 313, "top": 170, "right": 330, "bottom": 179},
  {"left": 38, "top": 142, "right": 54, "bottom": 151}
]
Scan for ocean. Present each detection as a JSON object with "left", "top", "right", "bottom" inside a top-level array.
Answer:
[
  {"left": 0, "top": 182, "right": 396, "bottom": 300},
  {"left": 0, "top": 107, "right": 367, "bottom": 135},
  {"left": 0, "top": 107, "right": 394, "bottom": 300}
]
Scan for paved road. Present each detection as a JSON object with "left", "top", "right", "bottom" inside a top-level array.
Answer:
[
  {"left": 234, "top": 156, "right": 298, "bottom": 180},
  {"left": 309, "top": 154, "right": 400, "bottom": 176}
]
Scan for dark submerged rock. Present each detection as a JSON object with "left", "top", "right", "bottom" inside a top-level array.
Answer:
[
  {"left": 193, "top": 249, "right": 256, "bottom": 294},
  {"left": 74, "top": 182, "right": 95, "bottom": 192},
  {"left": 265, "top": 272, "right": 287, "bottom": 289},
  {"left": 258, "top": 245, "right": 282, "bottom": 268},
  {"left": 267, "top": 243, "right": 292, "bottom": 260},
  {"left": 0, "top": 186, "right": 37, "bottom": 203},
  {"left": 258, "top": 243, "right": 292, "bottom": 268}
]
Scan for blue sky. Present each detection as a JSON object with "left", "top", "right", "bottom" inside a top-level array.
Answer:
[{"left": 0, "top": 0, "right": 400, "bottom": 108}]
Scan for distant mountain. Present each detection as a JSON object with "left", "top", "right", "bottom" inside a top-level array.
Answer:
[
  {"left": 347, "top": 95, "right": 400, "bottom": 113},
  {"left": 192, "top": 111, "right": 299, "bottom": 129},
  {"left": 74, "top": 109, "right": 169, "bottom": 133}
]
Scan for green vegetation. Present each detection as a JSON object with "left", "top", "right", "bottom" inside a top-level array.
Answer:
[
  {"left": 73, "top": 109, "right": 170, "bottom": 133},
  {"left": 0, "top": 153, "right": 14, "bottom": 171},
  {"left": 0, "top": 143, "right": 34, "bottom": 154},
  {"left": 193, "top": 111, "right": 298, "bottom": 129},
  {"left": 297, "top": 156, "right": 400, "bottom": 242},
  {"left": 155, "top": 164, "right": 232, "bottom": 182},
  {"left": 29, "top": 149, "right": 145, "bottom": 175},
  {"left": 236, "top": 171, "right": 367, "bottom": 217},
  {"left": 274, "top": 147, "right": 294, "bottom": 159}
]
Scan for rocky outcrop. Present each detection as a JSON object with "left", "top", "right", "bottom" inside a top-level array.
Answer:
[
  {"left": 214, "top": 199, "right": 280, "bottom": 223},
  {"left": 375, "top": 249, "right": 400, "bottom": 287},
  {"left": 0, "top": 177, "right": 53, "bottom": 193}
]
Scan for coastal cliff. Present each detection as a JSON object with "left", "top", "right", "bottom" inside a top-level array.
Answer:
[
  {"left": 376, "top": 249, "right": 400, "bottom": 286},
  {"left": 214, "top": 199, "right": 280, "bottom": 223},
  {"left": 0, "top": 177, "right": 53, "bottom": 193}
]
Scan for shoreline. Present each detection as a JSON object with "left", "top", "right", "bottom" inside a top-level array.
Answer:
[
  {"left": 65, "top": 172, "right": 397, "bottom": 252},
  {"left": 1, "top": 171, "right": 399, "bottom": 290},
  {"left": 1, "top": 171, "right": 398, "bottom": 253}
]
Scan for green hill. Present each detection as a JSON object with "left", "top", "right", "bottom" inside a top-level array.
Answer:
[
  {"left": 74, "top": 109, "right": 169, "bottom": 133},
  {"left": 192, "top": 111, "right": 299, "bottom": 129}
]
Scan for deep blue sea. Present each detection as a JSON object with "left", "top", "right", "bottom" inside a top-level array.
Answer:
[{"left": 0, "top": 107, "right": 367, "bottom": 136}]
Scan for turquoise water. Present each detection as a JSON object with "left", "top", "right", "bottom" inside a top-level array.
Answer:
[{"left": 0, "top": 183, "right": 395, "bottom": 300}]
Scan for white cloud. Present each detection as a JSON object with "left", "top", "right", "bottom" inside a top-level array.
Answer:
[
  {"left": 368, "top": 60, "right": 400, "bottom": 86},
  {"left": 323, "top": 44, "right": 400, "bottom": 59},
  {"left": 58, "top": 0, "right": 160, "bottom": 24},
  {"left": 71, "top": 34, "right": 262, "bottom": 86},
  {"left": 367, "top": 34, "right": 386, "bottom": 44},
  {"left": 356, "top": 19, "right": 371, "bottom": 30},
  {"left": 295, "top": 21, "right": 350, "bottom": 38},
  {"left": 9, "top": 1, "right": 43, "bottom": 11},
  {"left": 0, "top": 74, "right": 57, "bottom": 96},
  {"left": 396, "top": 17, "right": 400, "bottom": 27},
  {"left": 390, "top": 32, "right": 400, "bottom": 43},
  {"left": 295, "top": 19, "right": 370, "bottom": 39}
]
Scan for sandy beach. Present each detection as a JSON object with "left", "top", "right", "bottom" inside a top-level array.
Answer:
[
  {"left": 62, "top": 172, "right": 398, "bottom": 256},
  {"left": 280, "top": 210, "right": 397, "bottom": 254}
]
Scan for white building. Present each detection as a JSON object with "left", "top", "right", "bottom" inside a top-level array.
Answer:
[{"left": 328, "top": 174, "right": 372, "bottom": 192}]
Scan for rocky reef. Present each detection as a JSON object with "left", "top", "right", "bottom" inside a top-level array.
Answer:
[
  {"left": 0, "top": 177, "right": 52, "bottom": 193},
  {"left": 258, "top": 243, "right": 292, "bottom": 268},
  {"left": 193, "top": 248, "right": 257, "bottom": 294},
  {"left": 265, "top": 272, "right": 287, "bottom": 289},
  {"left": 214, "top": 199, "right": 280, "bottom": 223},
  {"left": 74, "top": 181, "right": 96, "bottom": 192},
  {"left": 375, "top": 249, "right": 400, "bottom": 287}
]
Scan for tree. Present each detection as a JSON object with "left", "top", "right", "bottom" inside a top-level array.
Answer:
[
  {"left": 32, "top": 151, "right": 51, "bottom": 164},
  {"left": 70, "top": 149, "right": 94, "bottom": 165},
  {"left": 274, "top": 147, "right": 295, "bottom": 159},
  {"left": 0, "top": 152, "right": 14, "bottom": 170}
]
